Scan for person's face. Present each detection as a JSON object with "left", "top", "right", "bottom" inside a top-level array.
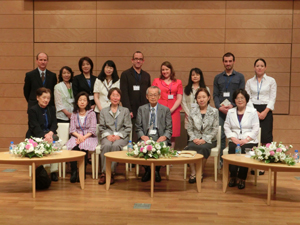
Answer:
[
  {"left": 131, "top": 53, "right": 144, "bottom": 70},
  {"left": 223, "top": 56, "right": 235, "bottom": 71},
  {"left": 62, "top": 69, "right": 71, "bottom": 82},
  {"left": 109, "top": 90, "right": 121, "bottom": 105},
  {"left": 235, "top": 93, "right": 247, "bottom": 109},
  {"left": 37, "top": 92, "right": 51, "bottom": 108},
  {"left": 82, "top": 60, "right": 91, "bottom": 74},
  {"left": 104, "top": 65, "right": 114, "bottom": 76},
  {"left": 254, "top": 60, "right": 266, "bottom": 76},
  {"left": 161, "top": 65, "right": 171, "bottom": 79},
  {"left": 77, "top": 95, "right": 88, "bottom": 110},
  {"left": 146, "top": 88, "right": 160, "bottom": 105},
  {"left": 191, "top": 71, "right": 201, "bottom": 84},
  {"left": 196, "top": 91, "right": 210, "bottom": 107},
  {"left": 36, "top": 53, "right": 48, "bottom": 71}
]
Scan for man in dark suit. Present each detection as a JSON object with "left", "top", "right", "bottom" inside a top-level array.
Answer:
[
  {"left": 120, "top": 51, "right": 151, "bottom": 143},
  {"left": 23, "top": 52, "right": 57, "bottom": 110},
  {"left": 136, "top": 86, "right": 172, "bottom": 182}
]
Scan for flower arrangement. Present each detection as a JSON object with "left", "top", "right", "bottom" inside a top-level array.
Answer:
[
  {"left": 12, "top": 137, "right": 56, "bottom": 158},
  {"left": 252, "top": 142, "right": 295, "bottom": 166},
  {"left": 127, "top": 139, "right": 176, "bottom": 160}
]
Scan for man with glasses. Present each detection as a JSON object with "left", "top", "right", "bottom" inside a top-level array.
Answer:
[{"left": 120, "top": 51, "right": 151, "bottom": 144}]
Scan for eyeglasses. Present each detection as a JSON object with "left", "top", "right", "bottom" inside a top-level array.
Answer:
[
  {"left": 148, "top": 94, "right": 159, "bottom": 97},
  {"left": 133, "top": 58, "right": 144, "bottom": 61},
  {"left": 236, "top": 97, "right": 245, "bottom": 100}
]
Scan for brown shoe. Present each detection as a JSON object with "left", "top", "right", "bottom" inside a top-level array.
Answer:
[
  {"left": 98, "top": 173, "right": 106, "bottom": 185},
  {"left": 110, "top": 173, "right": 115, "bottom": 185}
]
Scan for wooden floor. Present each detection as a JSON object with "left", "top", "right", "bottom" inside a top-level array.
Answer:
[{"left": 0, "top": 158, "right": 300, "bottom": 225}]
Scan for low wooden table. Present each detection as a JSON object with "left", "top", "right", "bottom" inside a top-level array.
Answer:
[
  {"left": 0, "top": 150, "right": 86, "bottom": 198},
  {"left": 104, "top": 151, "right": 203, "bottom": 197},
  {"left": 222, "top": 154, "right": 300, "bottom": 205}
]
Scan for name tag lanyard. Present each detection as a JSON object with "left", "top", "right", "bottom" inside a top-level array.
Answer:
[
  {"left": 77, "top": 113, "right": 88, "bottom": 135},
  {"left": 257, "top": 78, "right": 263, "bottom": 100},
  {"left": 161, "top": 80, "right": 173, "bottom": 96},
  {"left": 104, "top": 80, "right": 113, "bottom": 93},
  {"left": 42, "top": 77, "right": 46, "bottom": 87}
]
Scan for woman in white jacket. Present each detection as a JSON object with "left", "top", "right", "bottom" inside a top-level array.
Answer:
[{"left": 224, "top": 89, "right": 259, "bottom": 189}]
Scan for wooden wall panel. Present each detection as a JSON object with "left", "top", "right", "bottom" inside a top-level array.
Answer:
[
  {"left": 0, "top": 70, "right": 29, "bottom": 84},
  {"left": 0, "top": 15, "right": 33, "bottom": 28},
  {"left": 0, "top": 1, "right": 33, "bottom": 15},
  {"left": 0, "top": 29, "right": 33, "bottom": 42},
  {"left": 0, "top": 111, "right": 27, "bottom": 125},
  {"left": 0, "top": 57, "right": 32, "bottom": 70},
  {"left": 291, "top": 73, "right": 300, "bottom": 86},
  {"left": 0, "top": 43, "right": 33, "bottom": 56},
  {"left": 0, "top": 98, "right": 27, "bottom": 111}
]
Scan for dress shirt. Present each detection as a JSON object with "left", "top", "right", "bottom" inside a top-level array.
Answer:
[
  {"left": 38, "top": 68, "right": 47, "bottom": 78},
  {"left": 245, "top": 74, "right": 277, "bottom": 111}
]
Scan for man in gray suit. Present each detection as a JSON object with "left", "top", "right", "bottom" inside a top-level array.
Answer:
[{"left": 135, "top": 86, "right": 172, "bottom": 182}]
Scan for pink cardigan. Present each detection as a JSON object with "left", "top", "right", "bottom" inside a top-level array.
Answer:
[{"left": 66, "top": 109, "right": 98, "bottom": 151}]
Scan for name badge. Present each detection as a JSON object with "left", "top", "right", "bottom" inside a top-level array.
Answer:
[
  {"left": 191, "top": 103, "right": 197, "bottom": 108},
  {"left": 113, "top": 132, "right": 118, "bottom": 136},
  {"left": 168, "top": 95, "right": 174, "bottom": 100},
  {"left": 89, "top": 95, "right": 94, "bottom": 100},
  {"left": 133, "top": 85, "right": 140, "bottom": 91},
  {"left": 149, "top": 129, "right": 157, "bottom": 135},
  {"left": 223, "top": 92, "right": 230, "bottom": 97},
  {"left": 68, "top": 99, "right": 74, "bottom": 104}
]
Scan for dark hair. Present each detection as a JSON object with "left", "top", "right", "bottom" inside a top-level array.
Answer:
[
  {"left": 36, "top": 52, "right": 48, "bottom": 60},
  {"left": 195, "top": 88, "right": 210, "bottom": 105},
  {"left": 233, "top": 89, "right": 250, "bottom": 103},
  {"left": 254, "top": 58, "right": 267, "bottom": 67},
  {"left": 160, "top": 61, "right": 176, "bottom": 81},
  {"left": 58, "top": 66, "right": 74, "bottom": 82},
  {"left": 73, "top": 91, "right": 91, "bottom": 113},
  {"left": 36, "top": 87, "right": 51, "bottom": 97},
  {"left": 78, "top": 57, "right": 94, "bottom": 75},
  {"left": 98, "top": 60, "right": 119, "bottom": 83},
  {"left": 132, "top": 51, "right": 144, "bottom": 60},
  {"left": 184, "top": 68, "right": 207, "bottom": 96},
  {"left": 222, "top": 52, "right": 235, "bottom": 62},
  {"left": 107, "top": 87, "right": 122, "bottom": 100}
]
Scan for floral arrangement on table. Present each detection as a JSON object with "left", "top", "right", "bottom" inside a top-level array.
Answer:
[
  {"left": 252, "top": 142, "right": 295, "bottom": 166},
  {"left": 12, "top": 137, "right": 56, "bottom": 158},
  {"left": 127, "top": 139, "right": 176, "bottom": 160}
]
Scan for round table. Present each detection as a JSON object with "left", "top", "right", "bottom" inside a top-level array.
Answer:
[
  {"left": 0, "top": 150, "right": 86, "bottom": 198},
  {"left": 104, "top": 151, "right": 203, "bottom": 197}
]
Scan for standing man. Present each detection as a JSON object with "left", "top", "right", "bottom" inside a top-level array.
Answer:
[
  {"left": 120, "top": 51, "right": 151, "bottom": 143},
  {"left": 136, "top": 86, "right": 172, "bottom": 182},
  {"left": 213, "top": 52, "right": 245, "bottom": 167},
  {"left": 24, "top": 52, "right": 57, "bottom": 110}
]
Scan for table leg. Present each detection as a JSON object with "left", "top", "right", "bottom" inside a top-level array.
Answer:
[
  {"left": 151, "top": 163, "right": 154, "bottom": 198},
  {"left": 267, "top": 168, "right": 272, "bottom": 206},
  {"left": 273, "top": 171, "right": 277, "bottom": 195},
  {"left": 223, "top": 160, "right": 229, "bottom": 193},
  {"left": 78, "top": 156, "right": 85, "bottom": 190},
  {"left": 106, "top": 159, "right": 112, "bottom": 191},
  {"left": 32, "top": 162, "right": 36, "bottom": 198},
  {"left": 195, "top": 158, "right": 202, "bottom": 192}
]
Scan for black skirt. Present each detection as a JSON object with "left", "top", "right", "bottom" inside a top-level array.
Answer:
[{"left": 253, "top": 104, "right": 273, "bottom": 144}]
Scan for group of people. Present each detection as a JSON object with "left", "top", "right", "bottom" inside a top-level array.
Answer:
[{"left": 23, "top": 51, "right": 277, "bottom": 189}]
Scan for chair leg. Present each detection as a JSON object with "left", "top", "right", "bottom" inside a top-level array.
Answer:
[
  {"left": 214, "top": 156, "right": 218, "bottom": 182},
  {"left": 29, "top": 165, "right": 32, "bottom": 177},
  {"left": 166, "top": 165, "right": 170, "bottom": 180},
  {"left": 91, "top": 152, "right": 95, "bottom": 179},
  {"left": 95, "top": 153, "right": 99, "bottom": 180},
  {"left": 63, "top": 162, "right": 66, "bottom": 178},
  {"left": 183, "top": 164, "right": 187, "bottom": 180},
  {"left": 136, "top": 164, "right": 139, "bottom": 177},
  {"left": 125, "top": 163, "right": 129, "bottom": 180},
  {"left": 129, "top": 163, "right": 132, "bottom": 172},
  {"left": 58, "top": 163, "right": 62, "bottom": 177}
]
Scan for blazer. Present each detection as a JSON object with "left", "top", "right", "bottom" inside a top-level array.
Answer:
[
  {"left": 72, "top": 74, "right": 97, "bottom": 105},
  {"left": 187, "top": 105, "right": 218, "bottom": 144},
  {"left": 54, "top": 82, "right": 74, "bottom": 121},
  {"left": 120, "top": 67, "right": 151, "bottom": 118},
  {"left": 99, "top": 106, "right": 132, "bottom": 140},
  {"left": 135, "top": 103, "right": 172, "bottom": 145},
  {"left": 224, "top": 106, "right": 260, "bottom": 143},
  {"left": 26, "top": 104, "right": 58, "bottom": 138},
  {"left": 23, "top": 68, "right": 57, "bottom": 110}
]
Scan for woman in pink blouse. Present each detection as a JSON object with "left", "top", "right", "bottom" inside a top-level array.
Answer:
[
  {"left": 66, "top": 91, "right": 98, "bottom": 183},
  {"left": 152, "top": 61, "right": 183, "bottom": 149}
]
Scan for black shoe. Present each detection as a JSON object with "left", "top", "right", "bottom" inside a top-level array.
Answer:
[
  {"left": 250, "top": 170, "right": 255, "bottom": 175},
  {"left": 131, "top": 164, "right": 136, "bottom": 169},
  {"left": 238, "top": 180, "right": 245, "bottom": 189},
  {"left": 155, "top": 171, "right": 161, "bottom": 182},
  {"left": 70, "top": 171, "right": 77, "bottom": 183},
  {"left": 51, "top": 172, "right": 58, "bottom": 182},
  {"left": 259, "top": 171, "right": 265, "bottom": 176},
  {"left": 189, "top": 174, "right": 196, "bottom": 183},
  {"left": 141, "top": 171, "right": 151, "bottom": 182},
  {"left": 228, "top": 178, "right": 236, "bottom": 187}
]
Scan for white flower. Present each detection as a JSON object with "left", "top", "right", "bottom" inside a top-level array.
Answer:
[
  {"left": 134, "top": 149, "right": 139, "bottom": 156},
  {"left": 279, "top": 153, "right": 286, "bottom": 161},
  {"left": 142, "top": 147, "right": 147, "bottom": 153},
  {"left": 155, "top": 143, "right": 161, "bottom": 150},
  {"left": 255, "top": 150, "right": 262, "bottom": 156},
  {"left": 269, "top": 142, "right": 277, "bottom": 151},
  {"left": 146, "top": 140, "right": 152, "bottom": 145},
  {"left": 133, "top": 145, "right": 138, "bottom": 150},
  {"left": 148, "top": 153, "right": 152, "bottom": 158},
  {"left": 258, "top": 156, "right": 263, "bottom": 160},
  {"left": 157, "top": 150, "right": 161, "bottom": 155},
  {"left": 34, "top": 138, "right": 43, "bottom": 143},
  {"left": 152, "top": 147, "right": 156, "bottom": 152}
]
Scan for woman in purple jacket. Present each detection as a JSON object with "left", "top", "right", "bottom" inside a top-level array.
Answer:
[{"left": 66, "top": 91, "right": 98, "bottom": 183}]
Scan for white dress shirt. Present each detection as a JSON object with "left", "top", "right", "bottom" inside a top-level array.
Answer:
[{"left": 245, "top": 74, "right": 277, "bottom": 110}]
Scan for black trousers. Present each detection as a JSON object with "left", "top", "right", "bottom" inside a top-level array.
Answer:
[{"left": 70, "top": 145, "right": 88, "bottom": 172}]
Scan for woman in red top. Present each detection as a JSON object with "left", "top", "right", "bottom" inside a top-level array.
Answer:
[{"left": 152, "top": 61, "right": 183, "bottom": 149}]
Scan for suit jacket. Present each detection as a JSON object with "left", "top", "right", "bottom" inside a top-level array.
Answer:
[
  {"left": 187, "top": 105, "right": 219, "bottom": 144},
  {"left": 99, "top": 106, "right": 132, "bottom": 140},
  {"left": 26, "top": 104, "right": 58, "bottom": 138},
  {"left": 120, "top": 67, "right": 151, "bottom": 118},
  {"left": 23, "top": 68, "right": 57, "bottom": 109},
  {"left": 72, "top": 74, "right": 97, "bottom": 105},
  {"left": 224, "top": 106, "right": 260, "bottom": 143},
  {"left": 135, "top": 103, "right": 172, "bottom": 145}
]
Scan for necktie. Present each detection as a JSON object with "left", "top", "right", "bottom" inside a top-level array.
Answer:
[
  {"left": 41, "top": 72, "right": 45, "bottom": 83},
  {"left": 150, "top": 107, "right": 155, "bottom": 127}
]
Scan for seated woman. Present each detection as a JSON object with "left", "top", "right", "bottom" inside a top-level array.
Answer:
[
  {"left": 186, "top": 88, "right": 218, "bottom": 183},
  {"left": 66, "top": 91, "right": 98, "bottom": 183},
  {"left": 26, "top": 87, "right": 59, "bottom": 181},
  {"left": 224, "top": 89, "right": 259, "bottom": 189},
  {"left": 98, "top": 88, "right": 132, "bottom": 185}
]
